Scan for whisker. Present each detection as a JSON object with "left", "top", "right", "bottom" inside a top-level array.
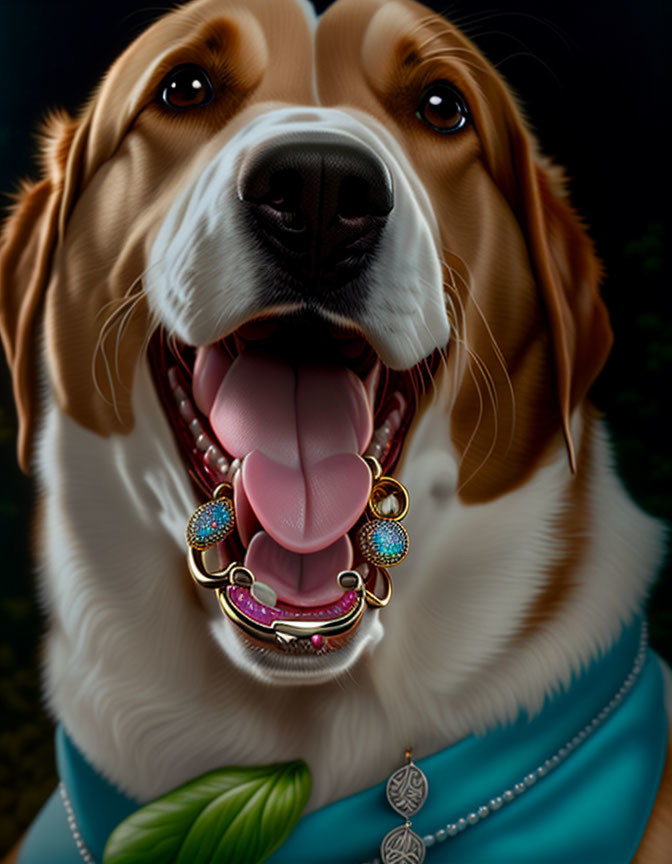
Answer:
[
  {"left": 456, "top": 342, "right": 485, "bottom": 473},
  {"left": 113, "top": 293, "right": 146, "bottom": 385},
  {"left": 443, "top": 250, "right": 517, "bottom": 453},
  {"left": 457, "top": 10, "right": 573, "bottom": 54},
  {"left": 434, "top": 245, "right": 510, "bottom": 486},
  {"left": 493, "top": 51, "right": 561, "bottom": 90},
  {"left": 91, "top": 260, "right": 163, "bottom": 418},
  {"left": 404, "top": 12, "right": 449, "bottom": 40},
  {"left": 454, "top": 337, "right": 501, "bottom": 489}
]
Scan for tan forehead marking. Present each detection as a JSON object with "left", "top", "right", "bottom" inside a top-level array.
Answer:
[
  {"left": 341, "top": 1, "right": 479, "bottom": 88},
  {"left": 82, "top": 0, "right": 315, "bottom": 185},
  {"left": 361, "top": 1, "right": 448, "bottom": 78}
]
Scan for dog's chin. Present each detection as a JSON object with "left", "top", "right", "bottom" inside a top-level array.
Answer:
[{"left": 208, "top": 609, "right": 384, "bottom": 685}]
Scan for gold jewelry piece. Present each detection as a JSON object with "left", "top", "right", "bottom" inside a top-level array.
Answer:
[
  {"left": 185, "top": 484, "right": 374, "bottom": 648},
  {"left": 185, "top": 457, "right": 405, "bottom": 649},
  {"left": 363, "top": 566, "right": 392, "bottom": 608},
  {"left": 218, "top": 569, "right": 367, "bottom": 648},
  {"left": 357, "top": 462, "right": 410, "bottom": 568},
  {"left": 185, "top": 482, "right": 235, "bottom": 550}
]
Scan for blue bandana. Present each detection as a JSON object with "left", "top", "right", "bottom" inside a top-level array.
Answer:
[{"left": 18, "top": 617, "right": 667, "bottom": 864}]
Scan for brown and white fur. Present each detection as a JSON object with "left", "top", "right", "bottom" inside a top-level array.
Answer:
[{"left": 1, "top": 0, "right": 670, "bottom": 859}]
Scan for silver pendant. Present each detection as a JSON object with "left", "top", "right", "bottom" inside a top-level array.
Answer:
[
  {"left": 386, "top": 760, "right": 429, "bottom": 819},
  {"left": 381, "top": 824, "right": 426, "bottom": 864},
  {"left": 381, "top": 751, "right": 428, "bottom": 864}
]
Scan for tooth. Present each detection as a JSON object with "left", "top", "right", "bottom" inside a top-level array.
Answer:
[
  {"left": 173, "top": 385, "right": 187, "bottom": 402},
  {"left": 228, "top": 458, "right": 242, "bottom": 481},
  {"left": 366, "top": 442, "right": 383, "bottom": 458},
  {"left": 189, "top": 418, "right": 202, "bottom": 437},
  {"left": 179, "top": 400, "right": 196, "bottom": 422},
  {"left": 374, "top": 424, "right": 390, "bottom": 445},
  {"left": 216, "top": 456, "right": 230, "bottom": 476},
  {"left": 251, "top": 581, "right": 278, "bottom": 608},
  {"left": 168, "top": 367, "right": 180, "bottom": 389},
  {"left": 205, "top": 445, "right": 222, "bottom": 467},
  {"left": 196, "top": 434, "right": 210, "bottom": 452},
  {"left": 391, "top": 391, "right": 407, "bottom": 415},
  {"left": 387, "top": 410, "right": 402, "bottom": 432}
]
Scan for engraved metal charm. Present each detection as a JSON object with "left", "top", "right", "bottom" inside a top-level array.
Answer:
[
  {"left": 381, "top": 824, "right": 426, "bottom": 864},
  {"left": 386, "top": 760, "right": 429, "bottom": 819},
  {"left": 381, "top": 751, "right": 428, "bottom": 864}
]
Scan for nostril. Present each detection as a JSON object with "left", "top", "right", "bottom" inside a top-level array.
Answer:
[
  {"left": 338, "top": 171, "right": 393, "bottom": 220},
  {"left": 266, "top": 169, "right": 302, "bottom": 213},
  {"left": 338, "top": 176, "right": 372, "bottom": 219},
  {"left": 254, "top": 168, "right": 306, "bottom": 231}
]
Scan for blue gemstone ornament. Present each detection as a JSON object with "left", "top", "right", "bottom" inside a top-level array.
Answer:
[
  {"left": 358, "top": 519, "right": 409, "bottom": 567},
  {"left": 186, "top": 497, "right": 235, "bottom": 550}
]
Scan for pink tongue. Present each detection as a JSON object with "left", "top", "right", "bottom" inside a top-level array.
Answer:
[
  {"left": 245, "top": 531, "right": 353, "bottom": 607},
  {"left": 208, "top": 351, "right": 373, "bottom": 554}
]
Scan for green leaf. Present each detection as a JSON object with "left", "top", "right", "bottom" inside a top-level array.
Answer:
[{"left": 103, "top": 761, "right": 312, "bottom": 864}]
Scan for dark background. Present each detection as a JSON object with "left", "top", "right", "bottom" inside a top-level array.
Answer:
[{"left": 0, "top": 0, "right": 669, "bottom": 854}]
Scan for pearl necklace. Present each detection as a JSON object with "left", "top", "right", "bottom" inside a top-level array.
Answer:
[
  {"left": 371, "top": 620, "right": 648, "bottom": 864},
  {"left": 59, "top": 781, "right": 95, "bottom": 864},
  {"left": 59, "top": 622, "right": 647, "bottom": 864}
]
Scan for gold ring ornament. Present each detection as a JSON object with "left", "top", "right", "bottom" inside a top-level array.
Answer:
[
  {"left": 357, "top": 457, "right": 410, "bottom": 570},
  {"left": 185, "top": 458, "right": 408, "bottom": 650}
]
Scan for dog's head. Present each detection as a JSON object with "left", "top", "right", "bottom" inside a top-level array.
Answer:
[{"left": 0, "top": 0, "right": 612, "bottom": 684}]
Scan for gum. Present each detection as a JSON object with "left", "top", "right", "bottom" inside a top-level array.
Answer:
[{"left": 228, "top": 586, "right": 358, "bottom": 626}]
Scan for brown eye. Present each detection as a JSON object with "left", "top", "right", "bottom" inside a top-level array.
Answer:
[
  {"left": 417, "top": 82, "right": 470, "bottom": 133},
  {"left": 159, "top": 65, "right": 214, "bottom": 110}
]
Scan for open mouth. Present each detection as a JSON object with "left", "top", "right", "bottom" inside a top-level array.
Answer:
[{"left": 149, "top": 312, "right": 438, "bottom": 654}]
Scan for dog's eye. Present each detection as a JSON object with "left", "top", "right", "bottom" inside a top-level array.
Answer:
[
  {"left": 159, "top": 65, "right": 214, "bottom": 110},
  {"left": 417, "top": 82, "right": 470, "bottom": 133}
]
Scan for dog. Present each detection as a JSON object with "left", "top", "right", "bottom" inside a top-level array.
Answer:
[{"left": 1, "top": 0, "right": 670, "bottom": 861}]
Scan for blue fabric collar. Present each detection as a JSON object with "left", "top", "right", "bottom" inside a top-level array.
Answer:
[{"left": 19, "top": 617, "right": 667, "bottom": 864}]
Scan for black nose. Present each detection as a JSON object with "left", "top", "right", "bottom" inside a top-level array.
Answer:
[{"left": 238, "top": 137, "right": 393, "bottom": 295}]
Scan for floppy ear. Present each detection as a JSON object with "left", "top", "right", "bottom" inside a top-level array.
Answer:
[
  {"left": 0, "top": 112, "right": 82, "bottom": 472},
  {"left": 502, "top": 120, "right": 613, "bottom": 471}
]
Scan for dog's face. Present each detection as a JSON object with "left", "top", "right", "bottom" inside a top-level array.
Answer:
[{"left": 0, "top": 0, "right": 612, "bottom": 685}]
